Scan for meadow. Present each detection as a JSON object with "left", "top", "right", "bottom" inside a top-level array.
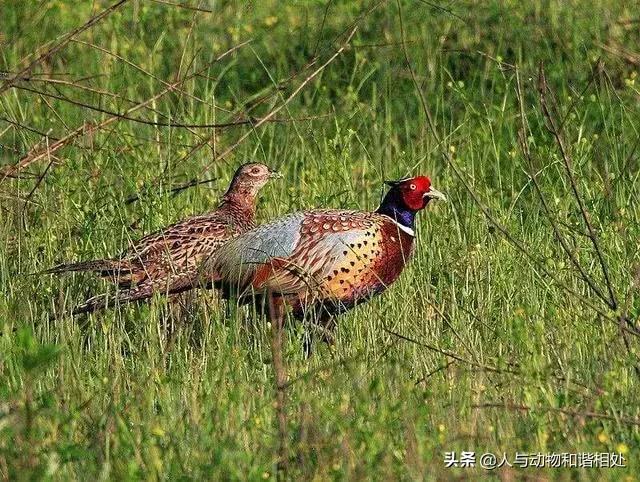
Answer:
[{"left": 1, "top": 0, "right": 640, "bottom": 479}]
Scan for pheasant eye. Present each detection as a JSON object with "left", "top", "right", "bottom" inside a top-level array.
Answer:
[
  {"left": 410, "top": 184, "right": 416, "bottom": 190},
  {"left": 251, "top": 168, "right": 260, "bottom": 174}
]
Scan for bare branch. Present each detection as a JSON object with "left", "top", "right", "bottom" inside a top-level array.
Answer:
[
  {"left": 148, "top": 0, "right": 213, "bottom": 13},
  {"left": 70, "top": 39, "right": 223, "bottom": 111},
  {"left": 0, "top": 40, "right": 252, "bottom": 181},
  {"left": 473, "top": 402, "right": 640, "bottom": 427},
  {"left": 123, "top": 177, "right": 218, "bottom": 205},
  {"left": 0, "top": 0, "right": 130, "bottom": 95},
  {"left": 537, "top": 63, "right": 618, "bottom": 311},
  {"left": 384, "top": 327, "right": 520, "bottom": 375},
  {"left": 14, "top": 84, "right": 322, "bottom": 129},
  {"left": 202, "top": 27, "right": 358, "bottom": 173},
  {"left": 515, "top": 67, "right": 613, "bottom": 309}
]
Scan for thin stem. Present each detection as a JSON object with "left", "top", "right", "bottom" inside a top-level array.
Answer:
[{"left": 267, "top": 294, "right": 289, "bottom": 477}]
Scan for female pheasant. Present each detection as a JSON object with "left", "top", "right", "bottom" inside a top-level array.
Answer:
[
  {"left": 47, "top": 162, "right": 281, "bottom": 314},
  {"left": 205, "top": 175, "right": 445, "bottom": 346}
]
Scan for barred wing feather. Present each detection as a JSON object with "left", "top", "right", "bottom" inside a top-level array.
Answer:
[{"left": 206, "top": 212, "right": 305, "bottom": 287}]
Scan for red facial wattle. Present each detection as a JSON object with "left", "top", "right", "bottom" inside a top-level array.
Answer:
[{"left": 399, "top": 176, "right": 432, "bottom": 211}]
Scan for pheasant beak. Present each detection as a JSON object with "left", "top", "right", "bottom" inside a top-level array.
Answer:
[
  {"left": 268, "top": 169, "right": 283, "bottom": 179},
  {"left": 424, "top": 187, "right": 447, "bottom": 202}
]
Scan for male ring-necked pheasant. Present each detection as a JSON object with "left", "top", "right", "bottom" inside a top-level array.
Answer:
[
  {"left": 205, "top": 175, "right": 445, "bottom": 347},
  {"left": 47, "top": 162, "right": 281, "bottom": 314}
]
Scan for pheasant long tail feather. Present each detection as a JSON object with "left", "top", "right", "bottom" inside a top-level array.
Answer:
[
  {"left": 68, "top": 273, "right": 199, "bottom": 316},
  {"left": 42, "top": 259, "right": 131, "bottom": 275},
  {"left": 69, "top": 284, "right": 156, "bottom": 315}
]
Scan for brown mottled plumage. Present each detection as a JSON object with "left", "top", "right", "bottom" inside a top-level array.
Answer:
[{"left": 46, "top": 162, "right": 280, "bottom": 314}]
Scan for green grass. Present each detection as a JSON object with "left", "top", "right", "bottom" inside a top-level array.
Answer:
[{"left": 2, "top": 0, "right": 640, "bottom": 479}]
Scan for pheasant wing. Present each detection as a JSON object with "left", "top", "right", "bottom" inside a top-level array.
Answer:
[{"left": 208, "top": 210, "right": 379, "bottom": 297}]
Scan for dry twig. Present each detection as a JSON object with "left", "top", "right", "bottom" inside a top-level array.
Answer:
[
  {"left": 473, "top": 402, "right": 640, "bottom": 427},
  {"left": 200, "top": 27, "right": 358, "bottom": 174},
  {"left": 0, "top": 0, "right": 130, "bottom": 95},
  {"left": 0, "top": 41, "right": 251, "bottom": 181}
]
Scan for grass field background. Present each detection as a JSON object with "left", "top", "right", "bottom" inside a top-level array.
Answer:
[{"left": 1, "top": 0, "right": 640, "bottom": 479}]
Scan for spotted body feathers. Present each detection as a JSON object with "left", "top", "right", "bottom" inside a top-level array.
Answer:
[{"left": 208, "top": 209, "right": 416, "bottom": 320}]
